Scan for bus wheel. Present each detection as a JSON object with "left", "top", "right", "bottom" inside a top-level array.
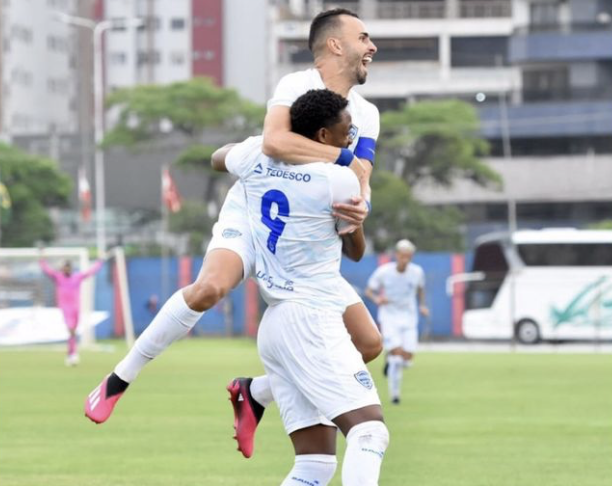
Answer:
[{"left": 516, "top": 319, "right": 540, "bottom": 345}]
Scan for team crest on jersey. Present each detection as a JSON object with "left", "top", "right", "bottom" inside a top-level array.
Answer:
[
  {"left": 222, "top": 228, "right": 242, "bottom": 239},
  {"left": 254, "top": 163, "right": 263, "bottom": 174},
  {"left": 349, "top": 123, "right": 359, "bottom": 142},
  {"left": 354, "top": 370, "right": 373, "bottom": 389}
]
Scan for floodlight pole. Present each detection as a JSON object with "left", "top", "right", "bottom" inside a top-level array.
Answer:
[{"left": 54, "top": 12, "right": 143, "bottom": 256}]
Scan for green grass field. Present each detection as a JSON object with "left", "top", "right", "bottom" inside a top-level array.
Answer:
[{"left": 1, "top": 339, "right": 611, "bottom": 486}]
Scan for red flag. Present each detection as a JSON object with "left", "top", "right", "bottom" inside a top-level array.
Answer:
[
  {"left": 161, "top": 168, "right": 182, "bottom": 213},
  {"left": 78, "top": 167, "right": 92, "bottom": 222}
]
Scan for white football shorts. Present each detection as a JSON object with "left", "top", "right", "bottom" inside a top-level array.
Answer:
[
  {"left": 205, "top": 218, "right": 256, "bottom": 281},
  {"left": 380, "top": 318, "right": 419, "bottom": 352},
  {"left": 258, "top": 301, "right": 381, "bottom": 435}
]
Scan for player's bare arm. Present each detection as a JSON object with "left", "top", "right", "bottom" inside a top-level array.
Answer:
[
  {"left": 341, "top": 225, "right": 366, "bottom": 261},
  {"left": 264, "top": 105, "right": 371, "bottom": 198},
  {"left": 211, "top": 143, "right": 236, "bottom": 172}
]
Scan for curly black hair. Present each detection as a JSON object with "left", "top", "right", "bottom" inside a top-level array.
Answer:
[
  {"left": 290, "top": 89, "right": 349, "bottom": 140},
  {"left": 308, "top": 8, "right": 359, "bottom": 53}
]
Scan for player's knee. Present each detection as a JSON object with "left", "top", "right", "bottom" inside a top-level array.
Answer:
[
  {"left": 347, "top": 420, "right": 390, "bottom": 455},
  {"left": 185, "top": 280, "right": 229, "bottom": 312}
]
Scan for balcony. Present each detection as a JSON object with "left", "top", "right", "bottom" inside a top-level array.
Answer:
[
  {"left": 376, "top": 1, "right": 446, "bottom": 19},
  {"left": 459, "top": 0, "right": 512, "bottom": 18},
  {"left": 278, "top": 0, "right": 511, "bottom": 20},
  {"left": 478, "top": 100, "right": 612, "bottom": 139},
  {"left": 510, "top": 24, "right": 612, "bottom": 62}
]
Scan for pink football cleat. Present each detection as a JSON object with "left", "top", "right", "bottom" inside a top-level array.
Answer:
[
  {"left": 227, "top": 377, "right": 264, "bottom": 459},
  {"left": 84, "top": 374, "right": 125, "bottom": 424}
]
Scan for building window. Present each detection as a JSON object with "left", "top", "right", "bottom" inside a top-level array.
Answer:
[
  {"left": 530, "top": 2, "right": 560, "bottom": 27},
  {"left": 11, "top": 24, "right": 33, "bottom": 44},
  {"left": 137, "top": 50, "right": 161, "bottom": 65},
  {"left": 139, "top": 16, "right": 161, "bottom": 31},
  {"left": 523, "top": 67, "right": 569, "bottom": 101},
  {"left": 11, "top": 69, "right": 33, "bottom": 86},
  {"left": 48, "top": 78, "right": 69, "bottom": 95},
  {"left": 170, "top": 51, "right": 186, "bottom": 65},
  {"left": 47, "top": 35, "right": 68, "bottom": 53},
  {"left": 109, "top": 52, "right": 127, "bottom": 65},
  {"left": 374, "top": 38, "right": 439, "bottom": 62},
  {"left": 451, "top": 36, "right": 508, "bottom": 67},
  {"left": 170, "top": 18, "right": 186, "bottom": 30}
]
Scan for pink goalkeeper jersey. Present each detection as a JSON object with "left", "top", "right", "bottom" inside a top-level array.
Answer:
[{"left": 40, "top": 259, "right": 104, "bottom": 312}]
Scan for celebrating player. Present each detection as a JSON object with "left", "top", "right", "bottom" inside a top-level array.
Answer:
[
  {"left": 84, "top": 8, "right": 382, "bottom": 433},
  {"left": 39, "top": 254, "right": 104, "bottom": 366},
  {"left": 228, "top": 7, "right": 382, "bottom": 457},
  {"left": 365, "top": 239, "right": 429, "bottom": 404},
  {"left": 220, "top": 89, "right": 388, "bottom": 486}
]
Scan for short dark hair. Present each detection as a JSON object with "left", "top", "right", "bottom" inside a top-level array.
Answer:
[
  {"left": 308, "top": 8, "right": 359, "bottom": 53},
  {"left": 290, "top": 89, "right": 349, "bottom": 140}
]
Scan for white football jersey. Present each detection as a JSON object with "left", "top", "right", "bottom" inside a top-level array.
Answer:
[
  {"left": 268, "top": 68, "right": 380, "bottom": 160},
  {"left": 225, "top": 136, "right": 360, "bottom": 312},
  {"left": 218, "top": 68, "right": 380, "bottom": 232},
  {"left": 367, "top": 261, "right": 425, "bottom": 326}
]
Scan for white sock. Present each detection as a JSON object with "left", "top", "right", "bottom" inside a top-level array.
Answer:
[
  {"left": 342, "top": 421, "right": 389, "bottom": 486},
  {"left": 250, "top": 375, "right": 275, "bottom": 408},
  {"left": 387, "top": 355, "right": 404, "bottom": 401},
  {"left": 280, "top": 454, "right": 337, "bottom": 486},
  {"left": 114, "top": 290, "right": 203, "bottom": 382}
]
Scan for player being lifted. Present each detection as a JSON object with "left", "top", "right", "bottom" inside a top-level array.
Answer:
[
  {"left": 84, "top": 9, "right": 382, "bottom": 450},
  {"left": 228, "top": 7, "right": 382, "bottom": 457},
  {"left": 218, "top": 88, "right": 388, "bottom": 486}
]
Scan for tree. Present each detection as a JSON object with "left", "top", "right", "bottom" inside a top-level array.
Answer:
[
  {"left": 102, "top": 77, "right": 265, "bottom": 171},
  {"left": 101, "top": 78, "right": 265, "bottom": 252},
  {"left": 380, "top": 99, "right": 501, "bottom": 188},
  {"left": 168, "top": 201, "right": 216, "bottom": 255},
  {"left": 0, "top": 143, "right": 72, "bottom": 247},
  {"left": 365, "top": 170, "right": 464, "bottom": 252}
]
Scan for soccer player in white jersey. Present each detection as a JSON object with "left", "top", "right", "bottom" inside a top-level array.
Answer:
[
  {"left": 218, "top": 88, "right": 388, "bottom": 486},
  {"left": 227, "top": 7, "right": 382, "bottom": 458},
  {"left": 365, "top": 239, "right": 430, "bottom": 404},
  {"left": 83, "top": 8, "right": 382, "bottom": 441}
]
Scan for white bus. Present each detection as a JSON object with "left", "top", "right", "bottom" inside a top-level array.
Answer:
[{"left": 451, "top": 229, "right": 612, "bottom": 344}]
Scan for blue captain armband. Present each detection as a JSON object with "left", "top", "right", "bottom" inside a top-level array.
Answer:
[
  {"left": 354, "top": 137, "right": 377, "bottom": 165},
  {"left": 335, "top": 148, "right": 353, "bottom": 167}
]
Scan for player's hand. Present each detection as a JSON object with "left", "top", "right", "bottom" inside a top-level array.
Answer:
[
  {"left": 420, "top": 305, "right": 430, "bottom": 317},
  {"left": 333, "top": 196, "right": 368, "bottom": 235},
  {"left": 377, "top": 296, "right": 389, "bottom": 306}
]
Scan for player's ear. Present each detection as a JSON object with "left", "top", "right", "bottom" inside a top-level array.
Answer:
[
  {"left": 314, "top": 127, "right": 328, "bottom": 144},
  {"left": 327, "top": 36, "right": 342, "bottom": 56}
]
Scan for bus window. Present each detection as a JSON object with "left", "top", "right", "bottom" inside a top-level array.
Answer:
[
  {"left": 466, "top": 242, "right": 509, "bottom": 310},
  {"left": 517, "top": 244, "right": 612, "bottom": 266}
]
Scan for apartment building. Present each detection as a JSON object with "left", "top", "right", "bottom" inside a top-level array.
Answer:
[
  {"left": 0, "top": 0, "right": 79, "bottom": 137},
  {"left": 273, "top": 0, "right": 516, "bottom": 108}
]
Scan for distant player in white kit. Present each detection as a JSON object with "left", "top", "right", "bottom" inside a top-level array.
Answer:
[
  {"left": 217, "top": 88, "right": 388, "bottom": 486},
  {"left": 366, "top": 239, "right": 429, "bottom": 404}
]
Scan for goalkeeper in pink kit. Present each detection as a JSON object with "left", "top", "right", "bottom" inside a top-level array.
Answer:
[{"left": 40, "top": 257, "right": 104, "bottom": 365}]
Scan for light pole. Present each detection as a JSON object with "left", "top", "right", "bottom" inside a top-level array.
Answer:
[{"left": 54, "top": 12, "right": 143, "bottom": 256}]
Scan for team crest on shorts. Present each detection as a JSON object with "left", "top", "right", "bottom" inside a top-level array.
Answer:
[
  {"left": 222, "top": 228, "right": 242, "bottom": 238},
  {"left": 354, "top": 370, "right": 373, "bottom": 389}
]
